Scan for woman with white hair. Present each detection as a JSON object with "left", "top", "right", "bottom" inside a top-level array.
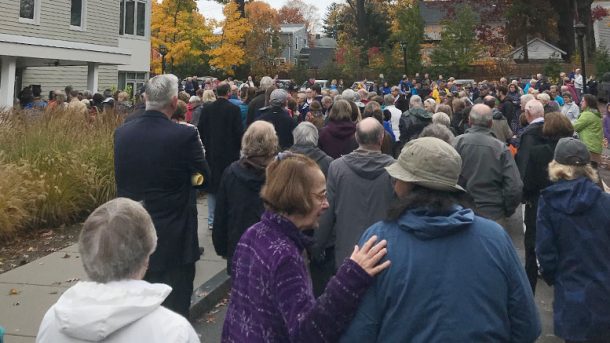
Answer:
[
  {"left": 37, "top": 198, "right": 199, "bottom": 342},
  {"left": 212, "top": 121, "right": 278, "bottom": 274}
]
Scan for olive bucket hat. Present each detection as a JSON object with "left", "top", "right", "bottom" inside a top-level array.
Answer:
[{"left": 385, "top": 137, "right": 465, "bottom": 192}]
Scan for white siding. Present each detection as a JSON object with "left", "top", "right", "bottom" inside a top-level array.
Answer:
[
  {"left": 21, "top": 65, "right": 118, "bottom": 96},
  {"left": 0, "top": 0, "right": 119, "bottom": 47}
]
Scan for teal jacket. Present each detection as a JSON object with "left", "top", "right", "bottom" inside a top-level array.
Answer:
[{"left": 574, "top": 108, "right": 603, "bottom": 154}]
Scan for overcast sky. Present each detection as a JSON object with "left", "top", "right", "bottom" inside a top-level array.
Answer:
[{"left": 197, "top": 0, "right": 342, "bottom": 24}]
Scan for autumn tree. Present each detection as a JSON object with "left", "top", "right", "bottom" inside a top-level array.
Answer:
[
  {"left": 392, "top": 1, "right": 424, "bottom": 75},
  {"left": 205, "top": 2, "right": 250, "bottom": 75},
  {"left": 278, "top": 6, "right": 306, "bottom": 25},
  {"left": 245, "top": 1, "right": 283, "bottom": 75},
  {"left": 151, "top": 0, "right": 211, "bottom": 74},
  {"left": 430, "top": 5, "right": 482, "bottom": 77}
]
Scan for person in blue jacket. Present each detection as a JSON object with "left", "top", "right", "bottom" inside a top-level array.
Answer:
[
  {"left": 341, "top": 137, "right": 541, "bottom": 343},
  {"left": 536, "top": 137, "right": 610, "bottom": 343}
]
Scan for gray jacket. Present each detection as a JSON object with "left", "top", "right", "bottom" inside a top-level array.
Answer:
[
  {"left": 314, "top": 149, "right": 395, "bottom": 267},
  {"left": 453, "top": 126, "right": 523, "bottom": 220}
]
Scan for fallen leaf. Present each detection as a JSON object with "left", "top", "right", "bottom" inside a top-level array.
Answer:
[
  {"left": 205, "top": 316, "right": 216, "bottom": 324},
  {"left": 27, "top": 247, "right": 36, "bottom": 252},
  {"left": 49, "top": 291, "right": 58, "bottom": 295},
  {"left": 62, "top": 253, "right": 71, "bottom": 259},
  {"left": 41, "top": 230, "right": 54, "bottom": 238},
  {"left": 9, "top": 288, "right": 20, "bottom": 295}
]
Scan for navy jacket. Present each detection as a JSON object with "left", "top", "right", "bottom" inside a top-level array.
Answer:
[
  {"left": 537, "top": 178, "right": 610, "bottom": 341},
  {"left": 341, "top": 206, "right": 540, "bottom": 342},
  {"left": 114, "top": 110, "right": 210, "bottom": 272}
]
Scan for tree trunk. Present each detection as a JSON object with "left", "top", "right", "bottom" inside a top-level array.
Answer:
[
  {"left": 577, "top": 0, "right": 595, "bottom": 55},
  {"left": 552, "top": 0, "right": 575, "bottom": 60},
  {"left": 235, "top": 0, "right": 245, "bottom": 18}
]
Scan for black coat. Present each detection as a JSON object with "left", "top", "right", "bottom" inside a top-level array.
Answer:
[
  {"left": 522, "top": 141, "right": 557, "bottom": 201},
  {"left": 114, "top": 110, "right": 210, "bottom": 272},
  {"left": 515, "top": 121, "right": 547, "bottom": 180},
  {"left": 197, "top": 98, "right": 243, "bottom": 194},
  {"left": 212, "top": 160, "right": 265, "bottom": 272},
  {"left": 246, "top": 91, "right": 266, "bottom": 126},
  {"left": 258, "top": 106, "right": 297, "bottom": 149}
]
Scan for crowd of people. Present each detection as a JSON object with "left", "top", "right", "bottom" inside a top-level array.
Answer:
[{"left": 33, "top": 70, "right": 610, "bottom": 343}]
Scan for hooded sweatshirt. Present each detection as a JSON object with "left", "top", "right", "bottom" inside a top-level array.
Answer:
[
  {"left": 318, "top": 120, "right": 358, "bottom": 159},
  {"left": 341, "top": 206, "right": 540, "bottom": 343},
  {"left": 536, "top": 178, "right": 610, "bottom": 341},
  {"left": 314, "top": 150, "right": 395, "bottom": 266},
  {"left": 36, "top": 280, "right": 199, "bottom": 343},
  {"left": 573, "top": 107, "right": 603, "bottom": 154}
]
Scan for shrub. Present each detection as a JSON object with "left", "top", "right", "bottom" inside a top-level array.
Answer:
[{"left": 0, "top": 108, "right": 120, "bottom": 239}]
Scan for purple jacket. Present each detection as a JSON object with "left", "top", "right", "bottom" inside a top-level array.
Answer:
[
  {"left": 222, "top": 211, "right": 373, "bottom": 342},
  {"left": 318, "top": 120, "right": 358, "bottom": 159}
]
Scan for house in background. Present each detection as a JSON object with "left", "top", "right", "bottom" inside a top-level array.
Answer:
[
  {"left": 279, "top": 24, "right": 308, "bottom": 65},
  {"left": 298, "top": 35, "right": 337, "bottom": 70},
  {"left": 0, "top": 0, "right": 150, "bottom": 107},
  {"left": 508, "top": 38, "right": 566, "bottom": 61},
  {"left": 593, "top": 1, "right": 610, "bottom": 50}
]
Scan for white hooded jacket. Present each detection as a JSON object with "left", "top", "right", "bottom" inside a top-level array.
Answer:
[{"left": 36, "top": 280, "right": 200, "bottom": 343}]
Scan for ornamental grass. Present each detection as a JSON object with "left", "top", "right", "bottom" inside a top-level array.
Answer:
[{"left": 0, "top": 108, "right": 120, "bottom": 239}]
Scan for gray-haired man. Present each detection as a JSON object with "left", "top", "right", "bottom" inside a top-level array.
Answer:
[{"left": 453, "top": 104, "right": 523, "bottom": 227}]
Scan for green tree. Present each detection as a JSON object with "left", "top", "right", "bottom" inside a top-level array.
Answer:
[
  {"left": 505, "top": 0, "right": 557, "bottom": 62},
  {"left": 392, "top": 2, "right": 424, "bottom": 75},
  {"left": 430, "top": 5, "right": 481, "bottom": 77}
]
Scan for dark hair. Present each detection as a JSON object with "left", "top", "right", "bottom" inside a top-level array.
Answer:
[
  {"left": 387, "top": 185, "right": 474, "bottom": 221},
  {"left": 19, "top": 87, "right": 34, "bottom": 106},
  {"left": 497, "top": 85, "right": 508, "bottom": 96},
  {"left": 543, "top": 112, "right": 574, "bottom": 141},
  {"left": 31, "top": 85, "right": 42, "bottom": 97},
  {"left": 311, "top": 84, "right": 321, "bottom": 94},
  {"left": 216, "top": 82, "right": 231, "bottom": 97},
  {"left": 582, "top": 94, "right": 597, "bottom": 109}
]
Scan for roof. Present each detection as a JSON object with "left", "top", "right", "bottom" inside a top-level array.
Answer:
[
  {"left": 280, "top": 24, "right": 306, "bottom": 34},
  {"left": 419, "top": 1, "right": 448, "bottom": 25},
  {"left": 315, "top": 37, "right": 337, "bottom": 48},
  {"left": 509, "top": 38, "right": 567, "bottom": 58},
  {"left": 299, "top": 48, "right": 336, "bottom": 69}
]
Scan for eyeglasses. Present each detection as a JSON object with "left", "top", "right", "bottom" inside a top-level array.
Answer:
[{"left": 311, "top": 190, "right": 327, "bottom": 202}]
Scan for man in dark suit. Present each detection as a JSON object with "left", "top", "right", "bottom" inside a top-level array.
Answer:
[
  {"left": 197, "top": 82, "right": 243, "bottom": 230},
  {"left": 515, "top": 99, "right": 547, "bottom": 294},
  {"left": 114, "top": 74, "right": 210, "bottom": 318}
]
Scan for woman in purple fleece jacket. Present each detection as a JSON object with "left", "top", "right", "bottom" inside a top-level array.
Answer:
[
  {"left": 221, "top": 152, "right": 390, "bottom": 342},
  {"left": 604, "top": 103, "right": 610, "bottom": 145}
]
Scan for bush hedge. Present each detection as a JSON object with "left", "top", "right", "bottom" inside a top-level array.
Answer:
[{"left": 0, "top": 108, "right": 120, "bottom": 239}]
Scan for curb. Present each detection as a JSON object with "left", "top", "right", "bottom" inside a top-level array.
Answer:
[{"left": 190, "top": 269, "right": 231, "bottom": 319}]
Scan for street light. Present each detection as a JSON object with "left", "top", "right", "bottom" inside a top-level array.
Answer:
[
  {"left": 399, "top": 41, "right": 408, "bottom": 76},
  {"left": 574, "top": 22, "right": 587, "bottom": 94},
  {"left": 159, "top": 44, "right": 168, "bottom": 74}
]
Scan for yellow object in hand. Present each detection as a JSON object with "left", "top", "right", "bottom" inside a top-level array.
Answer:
[{"left": 191, "top": 173, "right": 204, "bottom": 186}]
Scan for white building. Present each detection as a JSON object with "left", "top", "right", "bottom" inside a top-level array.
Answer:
[
  {"left": 279, "top": 24, "right": 308, "bottom": 65},
  {"left": 0, "top": 0, "right": 151, "bottom": 107},
  {"left": 508, "top": 38, "right": 566, "bottom": 61}
]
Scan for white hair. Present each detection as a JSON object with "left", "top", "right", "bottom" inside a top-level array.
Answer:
[
  {"left": 341, "top": 89, "right": 356, "bottom": 102},
  {"left": 432, "top": 112, "right": 451, "bottom": 127},
  {"left": 293, "top": 121, "right": 319, "bottom": 146},
  {"left": 520, "top": 94, "right": 535, "bottom": 108},
  {"left": 525, "top": 100, "right": 544, "bottom": 118},
  {"left": 79, "top": 198, "right": 157, "bottom": 283},
  {"left": 259, "top": 76, "right": 274, "bottom": 91},
  {"left": 410, "top": 95, "right": 423, "bottom": 108},
  {"left": 537, "top": 93, "right": 550, "bottom": 102},
  {"left": 189, "top": 96, "right": 201, "bottom": 104},
  {"left": 145, "top": 74, "right": 179, "bottom": 111}
]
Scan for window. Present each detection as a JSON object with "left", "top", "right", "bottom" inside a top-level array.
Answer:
[
  {"left": 19, "top": 0, "right": 40, "bottom": 24},
  {"left": 119, "top": 0, "right": 146, "bottom": 37},
  {"left": 70, "top": 0, "right": 85, "bottom": 29}
]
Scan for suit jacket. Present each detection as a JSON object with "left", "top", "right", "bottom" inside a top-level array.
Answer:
[
  {"left": 114, "top": 110, "right": 210, "bottom": 272},
  {"left": 515, "top": 121, "right": 546, "bottom": 180},
  {"left": 197, "top": 97, "right": 243, "bottom": 194}
]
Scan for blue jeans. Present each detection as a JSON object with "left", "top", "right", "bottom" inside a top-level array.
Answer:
[{"left": 207, "top": 193, "right": 216, "bottom": 227}]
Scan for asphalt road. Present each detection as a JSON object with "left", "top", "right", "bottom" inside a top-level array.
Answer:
[{"left": 194, "top": 206, "right": 561, "bottom": 342}]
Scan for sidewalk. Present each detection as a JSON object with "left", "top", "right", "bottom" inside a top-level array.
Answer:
[{"left": 0, "top": 196, "right": 224, "bottom": 343}]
